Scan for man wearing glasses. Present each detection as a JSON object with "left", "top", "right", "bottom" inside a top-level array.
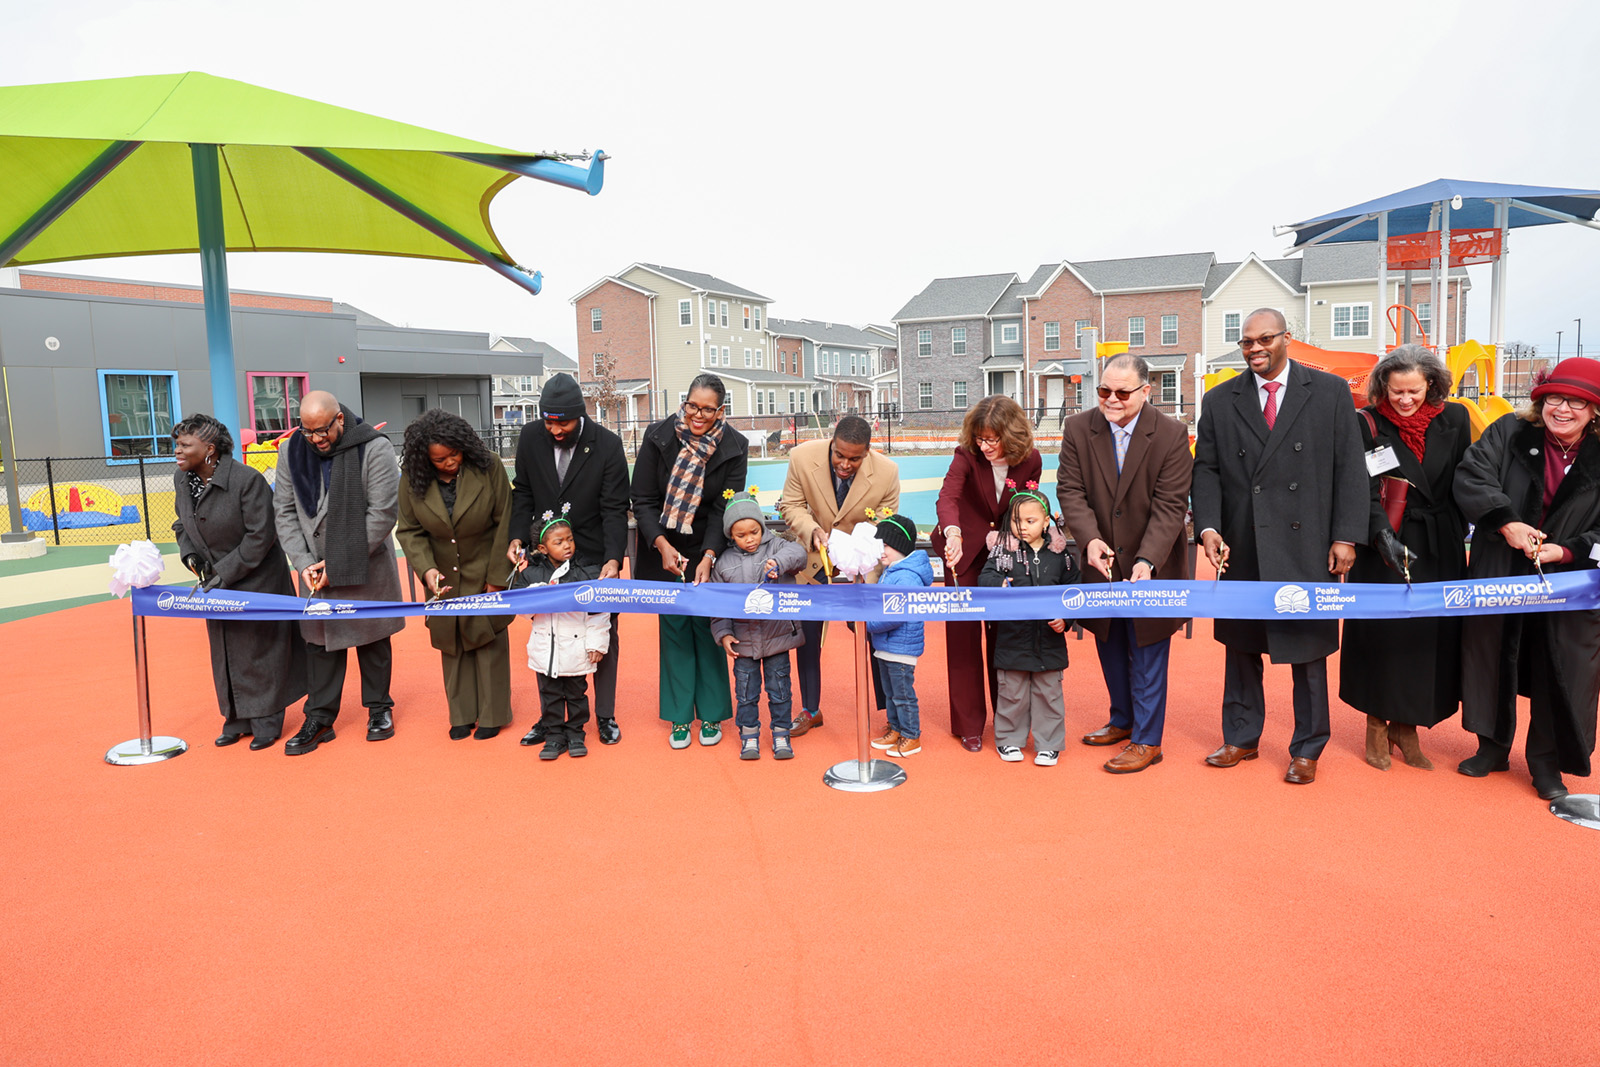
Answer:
[
  {"left": 1056, "top": 354, "right": 1193, "bottom": 773},
  {"left": 1191, "top": 309, "right": 1367, "bottom": 784},
  {"left": 778, "top": 414, "right": 900, "bottom": 737},
  {"left": 274, "top": 390, "right": 406, "bottom": 755},
  {"left": 506, "top": 373, "right": 631, "bottom": 745}
]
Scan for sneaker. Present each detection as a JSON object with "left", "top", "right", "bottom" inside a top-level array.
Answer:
[
  {"left": 669, "top": 724, "right": 692, "bottom": 749},
  {"left": 773, "top": 734, "right": 794, "bottom": 760},
  {"left": 740, "top": 731, "right": 760, "bottom": 760},
  {"left": 870, "top": 727, "right": 901, "bottom": 751},
  {"left": 1035, "top": 750, "right": 1059, "bottom": 766},
  {"left": 699, "top": 721, "right": 723, "bottom": 746},
  {"left": 568, "top": 737, "right": 588, "bottom": 758},
  {"left": 887, "top": 735, "right": 921, "bottom": 757},
  {"left": 539, "top": 737, "right": 566, "bottom": 761},
  {"left": 997, "top": 745, "right": 1024, "bottom": 762}
]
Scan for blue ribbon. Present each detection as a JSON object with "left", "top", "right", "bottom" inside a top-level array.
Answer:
[{"left": 131, "top": 572, "right": 1600, "bottom": 623}]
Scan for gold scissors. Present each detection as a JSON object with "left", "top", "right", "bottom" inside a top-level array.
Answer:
[{"left": 1530, "top": 531, "right": 1550, "bottom": 589}]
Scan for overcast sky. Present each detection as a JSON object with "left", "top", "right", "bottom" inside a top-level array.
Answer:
[{"left": 6, "top": 0, "right": 1599, "bottom": 361}]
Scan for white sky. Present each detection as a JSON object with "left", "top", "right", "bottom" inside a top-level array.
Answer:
[{"left": 6, "top": 0, "right": 1599, "bottom": 360}]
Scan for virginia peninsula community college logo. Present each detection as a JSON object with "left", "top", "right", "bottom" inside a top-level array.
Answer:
[
  {"left": 155, "top": 591, "right": 176, "bottom": 610},
  {"left": 1273, "top": 585, "right": 1311, "bottom": 614},
  {"left": 743, "top": 588, "right": 774, "bottom": 615},
  {"left": 1060, "top": 588, "right": 1086, "bottom": 611},
  {"left": 573, "top": 585, "right": 596, "bottom": 605}
]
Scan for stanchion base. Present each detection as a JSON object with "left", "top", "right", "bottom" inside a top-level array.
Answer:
[
  {"left": 1550, "top": 793, "right": 1600, "bottom": 830},
  {"left": 823, "top": 758, "right": 907, "bottom": 793},
  {"left": 105, "top": 736, "right": 188, "bottom": 766}
]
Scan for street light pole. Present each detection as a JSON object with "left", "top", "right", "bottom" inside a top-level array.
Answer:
[
  {"left": 1577, "top": 319, "right": 1584, "bottom": 360},
  {"left": 1556, "top": 330, "right": 1563, "bottom": 360}
]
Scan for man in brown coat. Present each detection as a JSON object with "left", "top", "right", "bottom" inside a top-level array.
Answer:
[{"left": 1056, "top": 354, "right": 1193, "bottom": 772}]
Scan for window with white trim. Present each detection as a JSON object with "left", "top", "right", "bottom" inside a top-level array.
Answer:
[
  {"left": 248, "top": 372, "right": 306, "bottom": 433},
  {"left": 705, "top": 342, "right": 715, "bottom": 367},
  {"left": 756, "top": 390, "right": 765, "bottom": 415},
  {"left": 788, "top": 389, "right": 796, "bottom": 413},
  {"left": 1044, "top": 322, "right": 1060, "bottom": 351},
  {"left": 1332, "top": 303, "right": 1371, "bottom": 339},
  {"left": 755, "top": 348, "right": 765, "bottom": 368},
  {"left": 1000, "top": 322, "right": 1019, "bottom": 345},
  {"left": 1074, "top": 319, "right": 1091, "bottom": 350},
  {"left": 725, "top": 393, "right": 733, "bottom": 416},
  {"left": 720, "top": 302, "right": 729, "bottom": 327},
  {"left": 1160, "top": 314, "right": 1178, "bottom": 345},
  {"left": 744, "top": 348, "right": 752, "bottom": 368},
  {"left": 754, "top": 307, "right": 762, "bottom": 330},
  {"left": 768, "top": 390, "right": 776, "bottom": 414},
  {"left": 798, "top": 391, "right": 806, "bottom": 412},
  {"left": 1128, "top": 316, "right": 1145, "bottom": 347},
  {"left": 743, "top": 306, "right": 751, "bottom": 329},
  {"left": 1416, "top": 302, "right": 1432, "bottom": 339},
  {"left": 917, "top": 329, "right": 932, "bottom": 357},
  {"left": 590, "top": 308, "right": 603, "bottom": 332},
  {"left": 101, "top": 371, "right": 180, "bottom": 459},
  {"left": 722, "top": 346, "right": 731, "bottom": 367},
  {"left": 953, "top": 380, "right": 967, "bottom": 407},
  {"left": 1161, "top": 373, "right": 1178, "bottom": 404},
  {"left": 679, "top": 299, "right": 692, "bottom": 327},
  {"left": 706, "top": 296, "right": 716, "bottom": 326},
  {"left": 952, "top": 326, "right": 967, "bottom": 356},
  {"left": 1223, "top": 312, "right": 1241, "bottom": 344},
  {"left": 919, "top": 382, "right": 933, "bottom": 409}
]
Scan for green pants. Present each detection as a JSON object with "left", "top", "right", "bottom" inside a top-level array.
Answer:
[
  {"left": 658, "top": 614, "right": 731, "bottom": 725},
  {"left": 440, "top": 628, "right": 512, "bottom": 728}
]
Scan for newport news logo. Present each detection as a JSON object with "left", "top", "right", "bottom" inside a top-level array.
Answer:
[
  {"left": 1442, "top": 579, "right": 1563, "bottom": 609},
  {"left": 880, "top": 588, "right": 983, "bottom": 616}
]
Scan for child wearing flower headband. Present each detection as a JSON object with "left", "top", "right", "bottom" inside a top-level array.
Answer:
[
  {"left": 513, "top": 505, "right": 611, "bottom": 760},
  {"left": 978, "top": 483, "right": 1078, "bottom": 765},
  {"left": 866, "top": 511, "right": 933, "bottom": 757},
  {"left": 709, "top": 489, "right": 808, "bottom": 760}
]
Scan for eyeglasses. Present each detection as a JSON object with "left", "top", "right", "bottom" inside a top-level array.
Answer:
[
  {"left": 1240, "top": 330, "right": 1286, "bottom": 350},
  {"left": 681, "top": 401, "right": 722, "bottom": 419},
  {"left": 1543, "top": 394, "right": 1592, "bottom": 412},
  {"left": 1096, "top": 386, "right": 1145, "bottom": 401},
  {"left": 974, "top": 435, "right": 1002, "bottom": 448},
  {"left": 301, "top": 416, "right": 340, "bottom": 440}
]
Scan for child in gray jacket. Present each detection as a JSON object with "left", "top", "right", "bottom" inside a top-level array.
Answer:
[{"left": 710, "top": 491, "right": 808, "bottom": 760}]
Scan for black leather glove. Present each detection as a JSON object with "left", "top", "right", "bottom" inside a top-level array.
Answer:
[
  {"left": 181, "top": 552, "right": 207, "bottom": 578},
  {"left": 1374, "top": 528, "right": 1418, "bottom": 575},
  {"left": 199, "top": 571, "right": 224, "bottom": 592}
]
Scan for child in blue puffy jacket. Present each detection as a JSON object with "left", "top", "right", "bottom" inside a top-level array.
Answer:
[{"left": 865, "top": 512, "right": 933, "bottom": 757}]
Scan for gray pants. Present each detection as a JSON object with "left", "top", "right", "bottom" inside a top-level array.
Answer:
[{"left": 996, "top": 669, "right": 1066, "bottom": 751}]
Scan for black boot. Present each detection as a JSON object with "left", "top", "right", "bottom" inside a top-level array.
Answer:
[{"left": 1457, "top": 737, "right": 1511, "bottom": 777}]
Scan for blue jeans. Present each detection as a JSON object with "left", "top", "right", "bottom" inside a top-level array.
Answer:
[
  {"left": 733, "top": 652, "right": 793, "bottom": 732},
  {"left": 877, "top": 658, "right": 920, "bottom": 739}
]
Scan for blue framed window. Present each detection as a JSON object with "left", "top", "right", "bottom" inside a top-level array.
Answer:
[{"left": 99, "top": 370, "right": 180, "bottom": 461}]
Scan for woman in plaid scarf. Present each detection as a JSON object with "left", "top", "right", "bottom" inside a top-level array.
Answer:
[{"left": 631, "top": 374, "right": 749, "bottom": 748}]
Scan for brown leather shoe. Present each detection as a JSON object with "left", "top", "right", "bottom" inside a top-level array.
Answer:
[
  {"left": 1204, "top": 743, "right": 1259, "bottom": 767},
  {"left": 958, "top": 735, "right": 982, "bottom": 752},
  {"left": 1104, "top": 743, "right": 1163, "bottom": 774},
  {"left": 1285, "top": 756, "right": 1318, "bottom": 784},
  {"left": 789, "top": 711, "right": 821, "bottom": 738},
  {"left": 1081, "top": 724, "right": 1132, "bottom": 747}
]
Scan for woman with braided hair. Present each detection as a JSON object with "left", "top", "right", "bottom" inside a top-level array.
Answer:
[{"left": 396, "top": 408, "right": 515, "bottom": 740}]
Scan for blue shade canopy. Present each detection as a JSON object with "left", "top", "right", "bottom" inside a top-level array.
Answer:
[{"left": 1284, "top": 178, "right": 1600, "bottom": 247}]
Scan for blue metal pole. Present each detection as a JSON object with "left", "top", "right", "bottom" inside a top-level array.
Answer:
[
  {"left": 447, "top": 151, "right": 607, "bottom": 196},
  {"left": 190, "top": 144, "right": 242, "bottom": 455},
  {"left": 0, "top": 140, "right": 141, "bottom": 267},
  {"left": 296, "top": 147, "right": 545, "bottom": 297}
]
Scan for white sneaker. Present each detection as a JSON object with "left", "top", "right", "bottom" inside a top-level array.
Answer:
[
  {"left": 1034, "top": 750, "right": 1059, "bottom": 766},
  {"left": 997, "top": 745, "right": 1024, "bottom": 762}
]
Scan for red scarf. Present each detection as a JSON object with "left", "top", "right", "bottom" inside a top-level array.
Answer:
[{"left": 1376, "top": 399, "right": 1442, "bottom": 461}]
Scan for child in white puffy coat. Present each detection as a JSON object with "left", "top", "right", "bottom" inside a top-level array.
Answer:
[{"left": 515, "top": 516, "right": 611, "bottom": 760}]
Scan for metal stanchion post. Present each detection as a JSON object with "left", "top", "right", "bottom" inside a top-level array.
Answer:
[
  {"left": 1550, "top": 794, "right": 1600, "bottom": 830},
  {"left": 822, "top": 606, "right": 907, "bottom": 793},
  {"left": 105, "top": 613, "right": 188, "bottom": 765}
]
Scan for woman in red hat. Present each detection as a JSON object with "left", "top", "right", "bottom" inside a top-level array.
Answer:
[{"left": 1454, "top": 357, "right": 1600, "bottom": 801}]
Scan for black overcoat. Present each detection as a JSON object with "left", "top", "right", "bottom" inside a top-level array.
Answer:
[
  {"left": 1191, "top": 361, "right": 1369, "bottom": 663},
  {"left": 630, "top": 419, "right": 748, "bottom": 582},
  {"left": 1338, "top": 403, "right": 1470, "bottom": 725},
  {"left": 172, "top": 457, "right": 307, "bottom": 721},
  {"left": 508, "top": 418, "right": 630, "bottom": 570},
  {"left": 1454, "top": 413, "right": 1600, "bottom": 774}
]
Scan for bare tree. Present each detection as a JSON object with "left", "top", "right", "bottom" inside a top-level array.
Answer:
[{"left": 589, "top": 349, "right": 622, "bottom": 427}]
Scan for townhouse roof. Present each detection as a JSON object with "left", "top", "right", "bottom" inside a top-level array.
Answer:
[
  {"left": 767, "top": 318, "right": 892, "bottom": 348},
  {"left": 891, "top": 273, "right": 1017, "bottom": 322},
  {"left": 1068, "top": 252, "right": 1216, "bottom": 293},
  {"left": 1299, "top": 242, "right": 1470, "bottom": 285},
  {"left": 634, "top": 263, "right": 772, "bottom": 301},
  {"left": 494, "top": 335, "right": 577, "bottom": 369},
  {"left": 718, "top": 368, "right": 814, "bottom": 385},
  {"left": 1201, "top": 257, "right": 1304, "bottom": 299}
]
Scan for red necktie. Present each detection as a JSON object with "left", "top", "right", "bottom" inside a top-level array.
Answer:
[{"left": 1263, "top": 381, "right": 1281, "bottom": 430}]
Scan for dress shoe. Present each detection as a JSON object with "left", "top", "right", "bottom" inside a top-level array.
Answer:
[
  {"left": 1082, "top": 724, "right": 1132, "bottom": 747},
  {"left": 789, "top": 710, "right": 822, "bottom": 738},
  {"left": 448, "top": 724, "right": 474, "bottom": 740},
  {"left": 249, "top": 734, "right": 279, "bottom": 751},
  {"left": 214, "top": 732, "right": 245, "bottom": 747},
  {"left": 1105, "top": 742, "right": 1163, "bottom": 774},
  {"left": 1457, "top": 746, "right": 1511, "bottom": 778},
  {"left": 958, "top": 735, "right": 982, "bottom": 753},
  {"left": 284, "top": 721, "right": 335, "bottom": 756},
  {"left": 474, "top": 725, "right": 501, "bottom": 741},
  {"left": 597, "top": 717, "right": 621, "bottom": 745},
  {"left": 1204, "top": 743, "right": 1259, "bottom": 767},
  {"left": 521, "top": 723, "right": 547, "bottom": 746},
  {"left": 367, "top": 709, "right": 394, "bottom": 742},
  {"left": 1285, "top": 756, "right": 1318, "bottom": 784},
  {"left": 1533, "top": 773, "right": 1569, "bottom": 802}
]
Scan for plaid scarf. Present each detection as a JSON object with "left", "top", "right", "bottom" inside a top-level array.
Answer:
[{"left": 660, "top": 414, "right": 725, "bottom": 534}]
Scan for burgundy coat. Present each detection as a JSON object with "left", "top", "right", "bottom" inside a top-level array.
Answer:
[{"left": 931, "top": 446, "right": 1043, "bottom": 584}]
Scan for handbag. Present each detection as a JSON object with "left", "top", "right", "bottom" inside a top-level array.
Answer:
[{"left": 1360, "top": 410, "right": 1410, "bottom": 532}]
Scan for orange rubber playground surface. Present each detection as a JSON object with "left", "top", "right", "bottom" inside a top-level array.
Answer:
[{"left": 5, "top": 583, "right": 1599, "bottom": 1066}]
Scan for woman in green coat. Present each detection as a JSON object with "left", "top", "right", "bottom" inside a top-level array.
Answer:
[{"left": 397, "top": 409, "right": 515, "bottom": 739}]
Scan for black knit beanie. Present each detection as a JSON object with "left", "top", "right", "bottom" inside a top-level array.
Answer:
[
  {"left": 874, "top": 513, "right": 917, "bottom": 558},
  {"left": 540, "top": 373, "right": 587, "bottom": 419}
]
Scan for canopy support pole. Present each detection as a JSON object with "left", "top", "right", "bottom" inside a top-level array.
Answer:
[
  {"left": 296, "top": 148, "right": 543, "bottom": 297},
  {"left": 190, "top": 144, "right": 242, "bottom": 454},
  {"left": 1376, "top": 211, "right": 1388, "bottom": 352},
  {"left": 0, "top": 140, "right": 140, "bottom": 268},
  {"left": 1432, "top": 202, "right": 1447, "bottom": 356},
  {"left": 1507, "top": 199, "right": 1600, "bottom": 232},
  {"left": 1492, "top": 199, "right": 1510, "bottom": 396},
  {"left": 448, "top": 151, "right": 607, "bottom": 196}
]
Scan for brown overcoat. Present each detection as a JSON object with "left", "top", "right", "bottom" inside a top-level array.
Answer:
[
  {"left": 777, "top": 437, "right": 900, "bottom": 585},
  {"left": 396, "top": 462, "right": 515, "bottom": 656}
]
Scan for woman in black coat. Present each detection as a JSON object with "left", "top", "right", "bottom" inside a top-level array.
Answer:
[
  {"left": 171, "top": 413, "right": 306, "bottom": 748},
  {"left": 1454, "top": 358, "right": 1600, "bottom": 802},
  {"left": 1338, "top": 347, "right": 1470, "bottom": 771},
  {"left": 630, "top": 373, "right": 749, "bottom": 748}
]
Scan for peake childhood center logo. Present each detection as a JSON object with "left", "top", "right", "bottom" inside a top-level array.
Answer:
[
  {"left": 1273, "top": 585, "right": 1311, "bottom": 614},
  {"left": 743, "top": 588, "right": 775, "bottom": 615}
]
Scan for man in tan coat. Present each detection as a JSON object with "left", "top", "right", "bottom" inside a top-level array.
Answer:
[
  {"left": 1056, "top": 354, "right": 1193, "bottom": 773},
  {"left": 778, "top": 415, "right": 900, "bottom": 736}
]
